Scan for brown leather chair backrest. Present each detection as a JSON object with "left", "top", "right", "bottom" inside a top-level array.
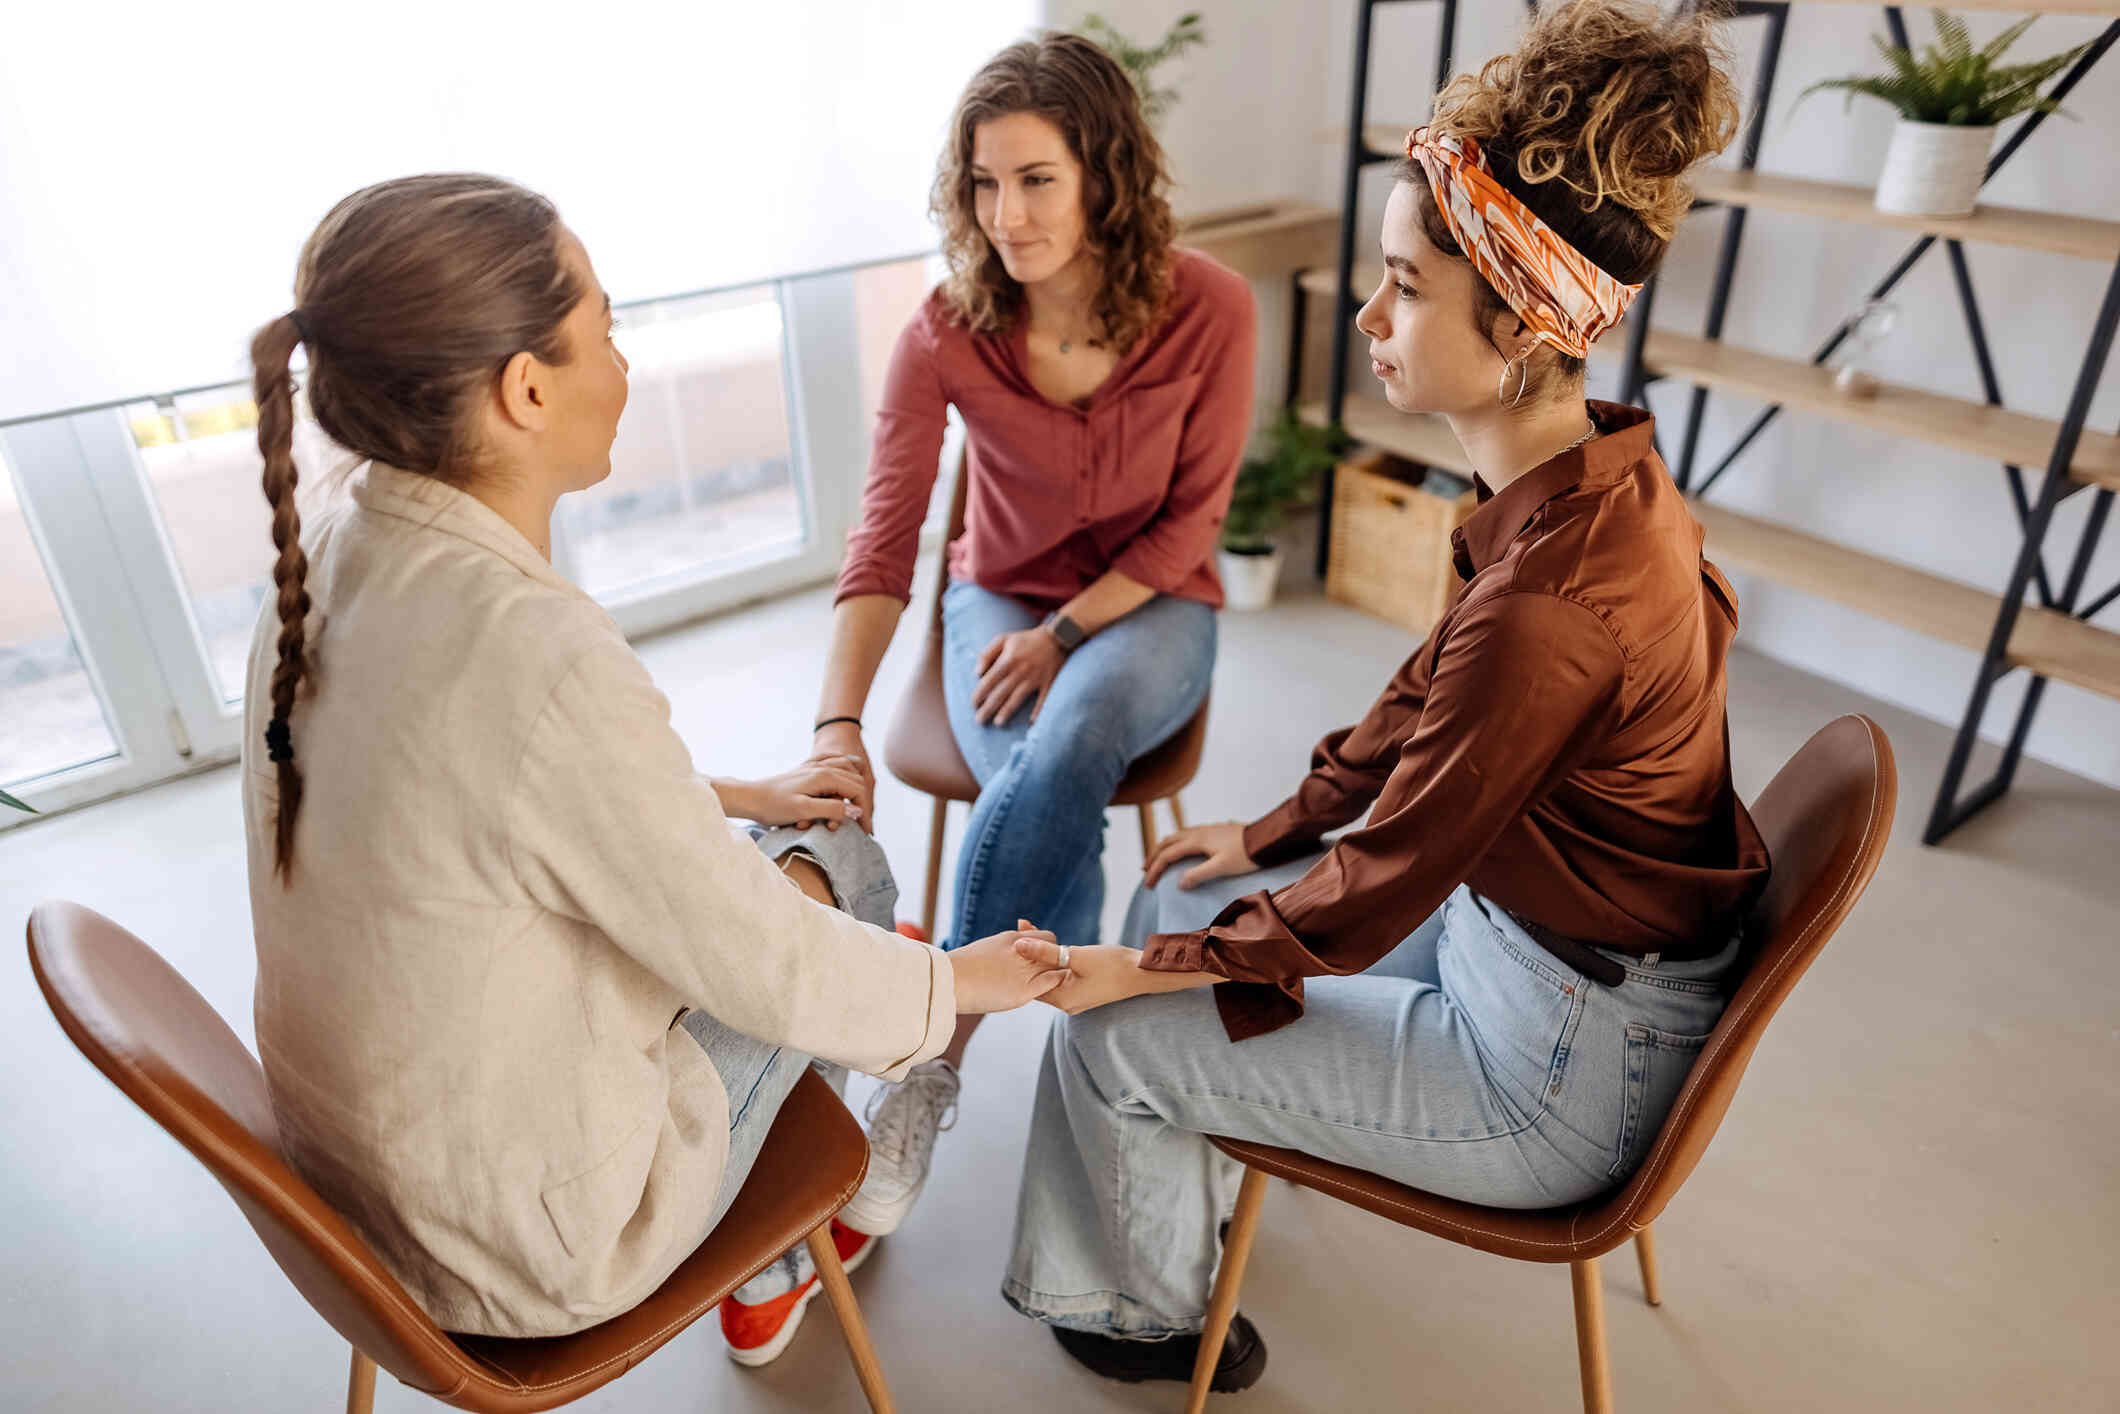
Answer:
[
  {"left": 27, "top": 902, "right": 487, "bottom": 1402},
  {"left": 1562, "top": 713, "right": 1898, "bottom": 1248}
]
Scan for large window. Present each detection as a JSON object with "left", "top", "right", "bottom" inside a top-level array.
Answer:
[
  {"left": 0, "top": 458, "right": 119, "bottom": 783},
  {"left": 559, "top": 286, "right": 802, "bottom": 603},
  {"left": 0, "top": 252, "right": 949, "bottom": 824}
]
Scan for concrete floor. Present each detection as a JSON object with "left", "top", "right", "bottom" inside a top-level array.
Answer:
[{"left": 4, "top": 569, "right": 2116, "bottom": 1412}]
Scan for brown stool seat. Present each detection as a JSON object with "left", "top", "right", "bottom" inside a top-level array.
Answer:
[
  {"left": 28, "top": 900, "right": 898, "bottom": 1412},
  {"left": 882, "top": 623, "right": 1211, "bottom": 805},
  {"left": 883, "top": 445, "right": 1214, "bottom": 939},
  {"left": 1184, "top": 714, "right": 1899, "bottom": 1414}
]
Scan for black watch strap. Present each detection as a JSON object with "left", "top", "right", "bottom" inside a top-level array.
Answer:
[{"left": 1043, "top": 611, "right": 1087, "bottom": 652}]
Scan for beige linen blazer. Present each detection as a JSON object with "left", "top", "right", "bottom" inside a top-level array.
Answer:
[{"left": 240, "top": 462, "right": 951, "bottom": 1337}]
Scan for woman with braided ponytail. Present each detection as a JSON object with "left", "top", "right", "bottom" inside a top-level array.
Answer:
[
  {"left": 239, "top": 175, "right": 1074, "bottom": 1343},
  {"left": 995, "top": 3, "right": 1773, "bottom": 1391}
]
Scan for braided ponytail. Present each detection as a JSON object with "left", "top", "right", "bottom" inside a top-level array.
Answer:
[
  {"left": 250, "top": 174, "right": 584, "bottom": 882},
  {"left": 252, "top": 311, "right": 309, "bottom": 880}
]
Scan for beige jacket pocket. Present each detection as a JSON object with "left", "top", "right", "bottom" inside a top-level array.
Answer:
[{"left": 540, "top": 1116, "right": 657, "bottom": 1260}]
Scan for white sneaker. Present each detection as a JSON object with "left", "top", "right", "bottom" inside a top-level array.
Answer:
[{"left": 837, "top": 1059, "right": 960, "bottom": 1236}]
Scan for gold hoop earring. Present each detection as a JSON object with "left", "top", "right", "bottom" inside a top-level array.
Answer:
[{"left": 1497, "top": 352, "right": 1532, "bottom": 410}]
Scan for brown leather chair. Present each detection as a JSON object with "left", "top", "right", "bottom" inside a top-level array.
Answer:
[
  {"left": 885, "top": 448, "right": 1212, "bottom": 938},
  {"left": 1184, "top": 713, "right": 1898, "bottom": 1414},
  {"left": 26, "top": 901, "right": 899, "bottom": 1413}
]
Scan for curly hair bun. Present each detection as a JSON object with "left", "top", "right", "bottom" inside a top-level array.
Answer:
[{"left": 1430, "top": 0, "right": 1741, "bottom": 243}]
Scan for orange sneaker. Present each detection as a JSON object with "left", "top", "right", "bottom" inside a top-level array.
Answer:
[{"left": 720, "top": 1219, "right": 877, "bottom": 1367}]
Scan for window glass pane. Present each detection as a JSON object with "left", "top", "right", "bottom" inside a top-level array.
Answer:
[
  {"left": 853, "top": 255, "right": 959, "bottom": 533},
  {"left": 560, "top": 286, "right": 802, "bottom": 601},
  {"left": 124, "top": 386, "right": 338, "bottom": 703},
  {"left": 0, "top": 455, "right": 121, "bottom": 785}
]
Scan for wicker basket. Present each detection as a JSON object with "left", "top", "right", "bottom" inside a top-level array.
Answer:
[{"left": 1325, "top": 450, "right": 1478, "bottom": 636}]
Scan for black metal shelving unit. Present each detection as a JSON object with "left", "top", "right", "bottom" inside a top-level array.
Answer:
[{"left": 1298, "top": 0, "right": 2120, "bottom": 846}]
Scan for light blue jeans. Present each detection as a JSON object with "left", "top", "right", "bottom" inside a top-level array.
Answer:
[
  {"left": 1002, "top": 855, "right": 1743, "bottom": 1337},
  {"left": 680, "top": 822, "right": 897, "bottom": 1297},
  {"left": 939, "top": 579, "right": 1216, "bottom": 954}
]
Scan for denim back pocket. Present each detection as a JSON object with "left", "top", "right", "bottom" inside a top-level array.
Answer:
[{"left": 1611, "top": 1022, "right": 1712, "bottom": 1180}]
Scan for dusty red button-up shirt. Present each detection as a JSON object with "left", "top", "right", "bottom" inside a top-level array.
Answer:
[
  {"left": 834, "top": 248, "right": 1257, "bottom": 611},
  {"left": 1143, "top": 402, "right": 1771, "bottom": 1042}
]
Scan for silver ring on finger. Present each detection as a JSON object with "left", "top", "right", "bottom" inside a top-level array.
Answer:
[{"left": 1058, "top": 945, "right": 1071, "bottom": 970}]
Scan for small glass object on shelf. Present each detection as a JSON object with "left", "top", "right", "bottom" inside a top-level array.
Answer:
[{"left": 1832, "top": 298, "right": 1899, "bottom": 400}]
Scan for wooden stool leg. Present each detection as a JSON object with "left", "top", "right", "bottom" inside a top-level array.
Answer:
[
  {"left": 1570, "top": 1257, "right": 1614, "bottom": 1414},
  {"left": 920, "top": 797, "right": 948, "bottom": 941},
  {"left": 1137, "top": 804, "right": 1158, "bottom": 857},
  {"left": 1169, "top": 794, "right": 1187, "bottom": 831},
  {"left": 1634, "top": 1226, "right": 1662, "bottom": 1307},
  {"left": 807, "top": 1223, "right": 897, "bottom": 1414},
  {"left": 1184, "top": 1166, "right": 1269, "bottom": 1414},
  {"left": 345, "top": 1347, "right": 376, "bottom": 1414}
]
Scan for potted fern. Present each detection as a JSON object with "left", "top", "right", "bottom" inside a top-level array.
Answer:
[
  {"left": 1219, "top": 410, "right": 1349, "bottom": 612},
  {"left": 1804, "top": 10, "right": 2092, "bottom": 218}
]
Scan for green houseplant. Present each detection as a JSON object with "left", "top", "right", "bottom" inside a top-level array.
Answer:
[
  {"left": 1076, "top": 11, "right": 1206, "bottom": 129},
  {"left": 1218, "top": 410, "right": 1351, "bottom": 612},
  {"left": 1802, "top": 10, "right": 2093, "bottom": 217}
]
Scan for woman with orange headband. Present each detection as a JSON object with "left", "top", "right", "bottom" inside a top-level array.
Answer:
[{"left": 994, "top": 4, "right": 1770, "bottom": 1390}]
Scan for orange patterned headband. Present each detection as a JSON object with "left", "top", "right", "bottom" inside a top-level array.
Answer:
[{"left": 1404, "top": 126, "right": 1641, "bottom": 359}]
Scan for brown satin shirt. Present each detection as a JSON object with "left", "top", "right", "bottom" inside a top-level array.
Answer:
[{"left": 1142, "top": 402, "right": 1771, "bottom": 1042}]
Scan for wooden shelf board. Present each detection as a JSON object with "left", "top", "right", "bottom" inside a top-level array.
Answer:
[
  {"left": 1297, "top": 397, "right": 1473, "bottom": 476},
  {"left": 1691, "top": 168, "right": 2120, "bottom": 263},
  {"left": 1693, "top": 501, "right": 2120, "bottom": 699},
  {"left": 1298, "top": 264, "right": 2119, "bottom": 492},
  {"left": 1796, "top": 0, "right": 2119, "bottom": 14},
  {"left": 1178, "top": 201, "right": 1338, "bottom": 282},
  {"left": 1642, "top": 330, "right": 2120, "bottom": 491},
  {"left": 1351, "top": 124, "right": 2119, "bottom": 260}
]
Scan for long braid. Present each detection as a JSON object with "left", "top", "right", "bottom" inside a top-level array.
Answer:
[{"left": 253, "top": 312, "right": 309, "bottom": 880}]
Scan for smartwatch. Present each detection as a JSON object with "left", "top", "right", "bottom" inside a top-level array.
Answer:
[{"left": 1042, "top": 611, "right": 1087, "bottom": 653}]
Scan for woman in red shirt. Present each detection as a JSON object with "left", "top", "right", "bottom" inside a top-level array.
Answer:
[{"left": 805, "top": 32, "right": 1257, "bottom": 1245}]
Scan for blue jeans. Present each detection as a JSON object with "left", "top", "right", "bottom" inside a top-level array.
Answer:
[
  {"left": 939, "top": 579, "right": 1215, "bottom": 953},
  {"left": 680, "top": 822, "right": 897, "bottom": 1295},
  {"left": 1001, "top": 856, "right": 1742, "bottom": 1337}
]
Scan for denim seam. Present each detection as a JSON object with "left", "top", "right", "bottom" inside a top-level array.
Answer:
[{"left": 1118, "top": 1083, "right": 1541, "bottom": 1145}]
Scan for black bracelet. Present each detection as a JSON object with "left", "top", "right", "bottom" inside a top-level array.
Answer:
[{"left": 814, "top": 715, "right": 862, "bottom": 733}]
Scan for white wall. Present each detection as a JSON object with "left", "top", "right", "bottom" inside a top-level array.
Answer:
[
  {"left": 1065, "top": 0, "right": 2120, "bottom": 792},
  {"left": 0, "top": 0, "right": 1035, "bottom": 422}
]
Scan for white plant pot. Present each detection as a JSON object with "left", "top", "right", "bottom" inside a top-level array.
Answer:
[
  {"left": 1218, "top": 546, "right": 1282, "bottom": 612},
  {"left": 1874, "top": 120, "right": 1994, "bottom": 218}
]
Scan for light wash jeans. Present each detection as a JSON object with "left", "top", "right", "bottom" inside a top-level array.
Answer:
[
  {"left": 680, "top": 821, "right": 896, "bottom": 1299},
  {"left": 939, "top": 579, "right": 1216, "bottom": 954},
  {"left": 1002, "top": 854, "right": 1742, "bottom": 1337}
]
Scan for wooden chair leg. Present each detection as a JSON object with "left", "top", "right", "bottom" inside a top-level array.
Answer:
[
  {"left": 1569, "top": 1257, "right": 1614, "bottom": 1414},
  {"left": 1168, "top": 793, "right": 1188, "bottom": 831},
  {"left": 920, "top": 797, "right": 948, "bottom": 941},
  {"left": 1184, "top": 1166, "right": 1269, "bottom": 1414},
  {"left": 345, "top": 1347, "right": 376, "bottom": 1414},
  {"left": 1633, "top": 1226, "right": 1662, "bottom": 1307},
  {"left": 1137, "top": 804, "right": 1158, "bottom": 857},
  {"left": 807, "top": 1223, "right": 897, "bottom": 1414}
]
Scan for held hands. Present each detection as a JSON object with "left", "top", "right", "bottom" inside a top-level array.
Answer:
[
  {"left": 794, "top": 720, "right": 876, "bottom": 831},
  {"left": 1030, "top": 944, "right": 1148, "bottom": 1015},
  {"left": 722, "top": 758, "right": 870, "bottom": 830},
  {"left": 1143, "top": 821, "right": 1258, "bottom": 891},
  {"left": 948, "top": 919, "right": 1072, "bottom": 1013},
  {"left": 973, "top": 627, "right": 1065, "bottom": 727}
]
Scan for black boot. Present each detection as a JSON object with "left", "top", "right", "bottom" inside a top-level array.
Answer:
[{"left": 1051, "top": 1312, "right": 1267, "bottom": 1393}]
